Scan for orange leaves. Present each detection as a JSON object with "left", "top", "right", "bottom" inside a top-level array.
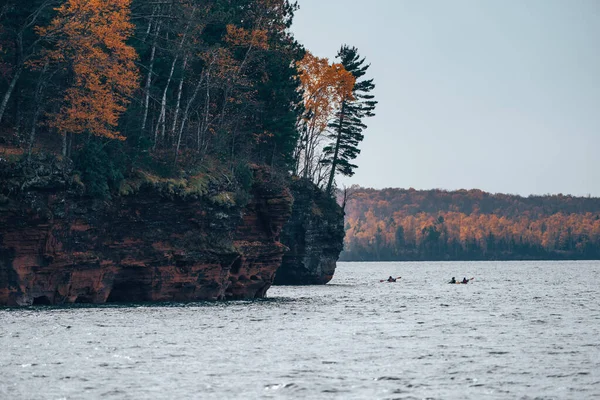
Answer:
[
  {"left": 225, "top": 25, "right": 269, "bottom": 50},
  {"left": 297, "top": 52, "right": 355, "bottom": 133},
  {"left": 39, "top": 0, "right": 138, "bottom": 140},
  {"left": 201, "top": 47, "right": 238, "bottom": 81},
  {"left": 293, "top": 52, "right": 356, "bottom": 180},
  {"left": 342, "top": 189, "right": 600, "bottom": 259}
]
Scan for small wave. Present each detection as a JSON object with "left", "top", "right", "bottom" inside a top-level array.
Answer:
[
  {"left": 264, "top": 383, "right": 298, "bottom": 391},
  {"left": 101, "top": 389, "right": 126, "bottom": 396},
  {"left": 548, "top": 372, "right": 590, "bottom": 378},
  {"left": 375, "top": 376, "right": 403, "bottom": 381},
  {"left": 322, "top": 386, "right": 352, "bottom": 393}
]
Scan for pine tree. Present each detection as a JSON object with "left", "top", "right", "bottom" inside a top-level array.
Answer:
[
  {"left": 294, "top": 51, "right": 354, "bottom": 182},
  {"left": 322, "top": 45, "right": 377, "bottom": 194}
]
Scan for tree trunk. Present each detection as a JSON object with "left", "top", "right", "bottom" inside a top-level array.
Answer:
[
  {"left": 61, "top": 133, "right": 67, "bottom": 157},
  {"left": 198, "top": 66, "right": 211, "bottom": 151},
  {"left": 153, "top": 53, "right": 178, "bottom": 149},
  {"left": 175, "top": 74, "right": 204, "bottom": 163},
  {"left": 27, "top": 108, "right": 40, "bottom": 161},
  {"left": 0, "top": 0, "right": 55, "bottom": 124},
  {"left": 153, "top": 11, "right": 194, "bottom": 149},
  {"left": 67, "top": 132, "right": 73, "bottom": 157},
  {"left": 27, "top": 63, "right": 49, "bottom": 161},
  {"left": 142, "top": 6, "right": 156, "bottom": 42},
  {"left": 0, "top": 65, "right": 23, "bottom": 124},
  {"left": 171, "top": 55, "right": 188, "bottom": 138},
  {"left": 141, "top": 21, "right": 161, "bottom": 134},
  {"left": 14, "top": 44, "right": 21, "bottom": 137},
  {"left": 325, "top": 103, "right": 346, "bottom": 194}
]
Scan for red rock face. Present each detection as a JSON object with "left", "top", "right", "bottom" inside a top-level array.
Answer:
[{"left": 0, "top": 161, "right": 292, "bottom": 306}]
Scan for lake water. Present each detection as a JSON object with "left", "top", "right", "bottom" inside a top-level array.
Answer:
[{"left": 1, "top": 261, "right": 599, "bottom": 399}]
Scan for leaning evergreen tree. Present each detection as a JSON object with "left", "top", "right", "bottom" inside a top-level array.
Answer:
[{"left": 322, "top": 45, "right": 377, "bottom": 194}]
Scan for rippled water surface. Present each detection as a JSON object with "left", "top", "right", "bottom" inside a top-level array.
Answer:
[{"left": 1, "top": 261, "right": 600, "bottom": 399}]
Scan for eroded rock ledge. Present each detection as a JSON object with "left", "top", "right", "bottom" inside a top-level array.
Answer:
[
  {"left": 274, "top": 178, "right": 345, "bottom": 285},
  {"left": 0, "top": 156, "right": 292, "bottom": 306}
]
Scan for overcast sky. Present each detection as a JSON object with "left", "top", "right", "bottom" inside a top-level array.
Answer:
[{"left": 291, "top": 0, "right": 600, "bottom": 196}]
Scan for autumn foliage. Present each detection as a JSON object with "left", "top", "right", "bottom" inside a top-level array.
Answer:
[
  {"left": 226, "top": 25, "right": 269, "bottom": 50},
  {"left": 294, "top": 52, "right": 355, "bottom": 183},
  {"left": 37, "top": 0, "right": 138, "bottom": 140},
  {"left": 298, "top": 52, "right": 355, "bottom": 133},
  {"left": 0, "top": 0, "right": 364, "bottom": 200},
  {"left": 341, "top": 188, "right": 600, "bottom": 261}
]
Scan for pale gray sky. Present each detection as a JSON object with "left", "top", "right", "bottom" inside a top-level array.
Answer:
[{"left": 291, "top": 0, "right": 600, "bottom": 196}]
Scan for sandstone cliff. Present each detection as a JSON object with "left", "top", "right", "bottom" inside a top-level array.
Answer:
[
  {"left": 274, "top": 178, "right": 345, "bottom": 285},
  {"left": 0, "top": 155, "right": 292, "bottom": 306}
]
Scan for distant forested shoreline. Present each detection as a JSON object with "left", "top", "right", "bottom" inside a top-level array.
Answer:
[{"left": 340, "top": 187, "right": 600, "bottom": 261}]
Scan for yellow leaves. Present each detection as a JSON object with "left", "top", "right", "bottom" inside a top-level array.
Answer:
[{"left": 39, "top": 0, "right": 138, "bottom": 140}]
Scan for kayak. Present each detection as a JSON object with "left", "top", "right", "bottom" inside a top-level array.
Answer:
[{"left": 449, "top": 278, "right": 475, "bottom": 284}]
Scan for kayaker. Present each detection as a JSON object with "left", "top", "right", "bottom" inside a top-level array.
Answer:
[
  {"left": 462, "top": 277, "right": 468, "bottom": 284},
  {"left": 387, "top": 276, "right": 396, "bottom": 282},
  {"left": 449, "top": 277, "right": 456, "bottom": 284}
]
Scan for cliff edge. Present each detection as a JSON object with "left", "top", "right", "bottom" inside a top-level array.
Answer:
[
  {"left": 0, "top": 155, "right": 292, "bottom": 306},
  {"left": 274, "top": 178, "right": 345, "bottom": 285}
]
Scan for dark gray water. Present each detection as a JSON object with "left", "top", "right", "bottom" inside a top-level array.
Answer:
[{"left": 1, "top": 261, "right": 599, "bottom": 399}]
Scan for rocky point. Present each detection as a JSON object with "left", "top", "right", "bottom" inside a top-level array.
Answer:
[{"left": 0, "top": 155, "right": 292, "bottom": 306}]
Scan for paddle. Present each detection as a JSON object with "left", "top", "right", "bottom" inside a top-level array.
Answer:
[
  {"left": 380, "top": 276, "right": 401, "bottom": 282},
  {"left": 449, "top": 277, "right": 475, "bottom": 284}
]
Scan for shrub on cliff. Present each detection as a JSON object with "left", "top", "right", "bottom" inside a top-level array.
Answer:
[{"left": 73, "top": 140, "right": 125, "bottom": 198}]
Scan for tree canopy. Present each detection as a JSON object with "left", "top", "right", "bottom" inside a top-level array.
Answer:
[
  {"left": 341, "top": 187, "right": 600, "bottom": 261},
  {"left": 0, "top": 1, "right": 375, "bottom": 199},
  {"left": 323, "top": 45, "right": 377, "bottom": 194}
]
